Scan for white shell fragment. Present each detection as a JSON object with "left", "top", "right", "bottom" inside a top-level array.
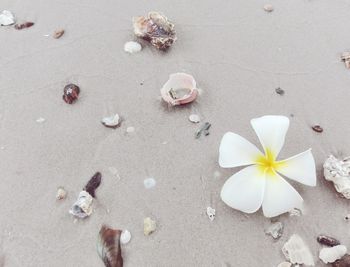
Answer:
[
  {"left": 263, "top": 4, "right": 274, "bottom": 12},
  {"left": 206, "top": 207, "right": 216, "bottom": 221},
  {"left": 161, "top": 73, "right": 198, "bottom": 106},
  {"left": 0, "top": 10, "right": 15, "bottom": 26},
  {"left": 319, "top": 245, "right": 347, "bottom": 264},
  {"left": 282, "top": 234, "right": 314, "bottom": 266},
  {"left": 143, "top": 177, "right": 156, "bottom": 189},
  {"left": 36, "top": 117, "right": 46, "bottom": 123},
  {"left": 189, "top": 114, "right": 200, "bottom": 123},
  {"left": 56, "top": 187, "right": 67, "bottom": 200},
  {"left": 144, "top": 217, "right": 156, "bottom": 236},
  {"left": 120, "top": 229, "right": 132, "bottom": 245},
  {"left": 102, "top": 113, "right": 120, "bottom": 128},
  {"left": 324, "top": 155, "right": 350, "bottom": 199},
  {"left": 265, "top": 221, "right": 283, "bottom": 239},
  {"left": 277, "top": 262, "right": 292, "bottom": 267},
  {"left": 69, "top": 190, "right": 93, "bottom": 219},
  {"left": 124, "top": 41, "right": 142, "bottom": 54}
]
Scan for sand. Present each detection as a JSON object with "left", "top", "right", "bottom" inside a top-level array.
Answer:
[{"left": 1, "top": 0, "right": 350, "bottom": 266}]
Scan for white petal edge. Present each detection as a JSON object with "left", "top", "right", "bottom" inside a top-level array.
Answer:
[
  {"left": 262, "top": 172, "right": 303, "bottom": 217},
  {"left": 250, "top": 115, "right": 289, "bottom": 159},
  {"left": 220, "top": 165, "right": 265, "bottom": 213},
  {"left": 219, "top": 132, "right": 263, "bottom": 168},
  {"left": 276, "top": 149, "right": 316, "bottom": 186}
]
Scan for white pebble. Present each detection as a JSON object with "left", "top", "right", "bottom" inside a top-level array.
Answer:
[
  {"left": 36, "top": 117, "right": 46, "bottom": 123},
  {"left": 120, "top": 229, "right": 131, "bottom": 244},
  {"left": 124, "top": 41, "right": 142, "bottom": 54},
  {"left": 126, "top": 126, "right": 135, "bottom": 133},
  {"left": 263, "top": 4, "right": 274, "bottom": 12},
  {"left": 189, "top": 114, "right": 200, "bottom": 123},
  {"left": 56, "top": 187, "right": 67, "bottom": 200},
  {"left": 101, "top": 113, "right": 120, "bottom": 128},
  {"left": 319, "top": 245, "right": 347, "bottom": 264},
  {"left": 206, "top": 207, "right": 216, "bottom": 221},
  {"left": 144, "top": 178, "right": 156, "bottom": 189}
]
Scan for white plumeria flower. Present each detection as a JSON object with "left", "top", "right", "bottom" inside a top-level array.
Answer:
[{"left": 219, "top": 115, "right": 316, "bottom": 217}]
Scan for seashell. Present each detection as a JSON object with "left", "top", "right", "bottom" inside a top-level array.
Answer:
[
  {"left": 263, "top": 4, "right": 274, "bottom": 12},
  {"left": 102, "top": 114, "right": 121, "bottom": 129},
  {"left": 265, "top": 221, "right": 283, "bottom": 239},
  {"left": 124, "top": 41, "right": 142, "bottom": 54},
  {"left": 0, "top": 10, "right": 15, "bottom": 26},
  {"left": 317, "top": 235, "right": 340, "bottom": 247},
  {"left": 120, "top": 230, "right": 131, "bottom": 245},
  {"left": 324, "top": 155, "right": 350, "bottom": 199},
  {"left": 161, "top": 73, "right": 198, "bottom": 106},
  {"left": 63, "top": 83, "right": 80, "bottom": 104},
  {"left": 14, "top": 22, "right": 34, "bottom": 30},
  {"left": 206, "top": 207, "right": 215, "bottom": 221},
  {"left": 84, "top": 172, "right": 102, "bottom": 198},
  {"left": 320, "top": 245, "right": 347, "bottom": 264},
  {"left": 97, "top": 225, "right": 123, "bottom": 267},
  {"left": 312, "top": 125, "right": 323, "bottom": 133},
  {"left": 133, "top": 11, "right": 176, "bottom": 51},
  {"left": 143, "top": 177, "right": 156, "bottom": 189},
  {"left": 143, "top": 217, "right": 156, "bottom": 236},
  {"left": 56, "top": 187, "right": 67, "bottom": 200},
  {"left": 53, "top": 29, "right": 64, "bottom": 39},
  {"left": 189, "top": 114, "right": 200, "bottom": 123},
  {"left": 277, "top": 262, "right": 292, "bottom": 267},
  {"left": 69, "top": 190, "right": 93, "bottom": 218},
  {"left": 333, "top": 254, "right": 350, "bottom": 267},
  {"left": 282, "top": 234, "right": 314, "bottom": 266}
]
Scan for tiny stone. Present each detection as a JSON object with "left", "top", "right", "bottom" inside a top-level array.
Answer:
[
  {"left": 206, "top": 207, "right": 216, "bottom": 221},
  {"left": 312, "top": 125, "right": 323, "bottom": 133},
  {"left": 56, "top": 187, "right": 67, "bottom": 200},
  {"left": 14, "top": 22, "right": 34, "bottom": 30},
  {"left": 36, "top": 117, "right": 45, "bottom": 123},
  {"left": 53, "top": 29, "right": 64, "bottom": 39},
  {"left": 189, "top": 114, "right": 200, "bottom": 123},
  {"left": 144, "top": 217, "right": 156, "bottom": 236},
  {"left": 124, "top": 41, "right": 142, "bottom": 54},
  {"left": 344, "top": 214, "right": 350, "bottom": 221},
  {"left": 63, "top": 84, "right": 80, "bottom": 104},
  {"left": 317, "top": 235, "right": 341, "bottom": 247},
  {"left": 126, "top": 126, "right": 135, "bottom": 133},
  {"left": 263, "top": 4, "right": 274, "bottom": 12},
  {"left": 265, "top": 221, "right": 283, "bottom": 239},
  {"left": 120, "top": 230, "right": 131, "bottom": 244},
  {"left": 275, "top": 87, "right": 285, "bottom": 95},
  {"left": 144, "top": 177, "right": 156, "bottom": 189}
]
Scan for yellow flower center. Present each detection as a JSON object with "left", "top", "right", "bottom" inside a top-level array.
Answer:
[{"left": 255, "top": 149, "right": 284, "bottom": 176}]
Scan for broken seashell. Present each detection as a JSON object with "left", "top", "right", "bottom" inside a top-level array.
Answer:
[
  {"left": 312, "top": 125, "right": 323, "bottom": 133},
  {"left": 265, "top": 221, "right": 283, "bottom": 239},
  {"left": 320, "top": 245, "right": 347, "bottom": 264},
  {"left": 161, "top": 73, "right": 198, "bottom": 106},
  {"left": 282, "top": 234, "right": 314, "bottom": 266},
  {"left": 143, "top": 177, "right": 156, "bottom": 189},
  {"left": 333, "top": 254, "right": 350, "bottom": 267},
  {"left": 341, "top": 52, "right": 350, "bottom": 69},
  {"left": 97, "top": 225, "right": 123, "bottom": 267},
  {"left": 124, "top": 41, "right": 142, "bottom": 54},
  {"left": 144, "top": 217, "right": 156, "bottom": 236},
  {"left": 14, "top": 22, "right": 34, "bottom": 30},
  {"left": 324, "top": 155, "right": 350, "bottom": 199},
  {"left": 120, "top": 230, "right": 131, "bottom": 245},
  {"left": 102, "top": 114, "right": 121, "bottom": 129},
  {"left": 0, "top": 10, "right": 15, "bottom": 26},
  {"left": 317, "top": 235, "right": 340, "bottom": 247},
  {"left": 206, "top": 207, "right": 215, "bottom": 221},
  {"left": 56, "top": 187, "right": 67, "bottom": 200},
  {"left": 189, "top": 114, "right": 200, "bottom": 123},
  {"left": 63, "top": 84, "right": 80, "bottom": 104},
  {"left": 133, "top": 11, "right": 176, "bottom": 50},
  {"left": 277, "top": 262, "right": 292, "bottom": 267},
  {"left": 69, "top": 190, "right": 93, "bottom": 218},
  {"left": 53, "top": 29, "right": 64, "bottom": 39},
  {"left": 84, "top": 172, "right": 102, "bottom": 198}
]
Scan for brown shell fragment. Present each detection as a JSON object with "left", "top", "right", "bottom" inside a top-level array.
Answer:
[
  {"left": 14, "top": 22, "right": 34, "bottom": 30},
  {"left": 97, "top": 225, "right": 123, "bottom": 267},
  {"left": 312, "top": 125, "right": 323, "bottom": 133},
  {"left": 133, "top": 12, "right": 176, "bottom": 50},
  {"left": 62, "top": 83, "right": 80, "bottom": 104},
  {"left": 333, "top": 254, "right": 350, "bottom": 267},
  {"left": 317, "top": 235, "right": 341, "bottom": 247},
  {"left": 53, "top": 29, "right": 64, "bottom": 39},
  {"left": 84, "top": 172, "right": 102, "bottom": 198}
]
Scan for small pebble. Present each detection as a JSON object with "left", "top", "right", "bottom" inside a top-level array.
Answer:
[
  {"left": 63, "top": 84, "right": 80, "bottom": 104},
  {"left": 275, "top": 87, "right": 285, "bottom": 95},
  {"left": 56, "top": 187, "right": 67, "bottom": 200},
  {"left": 36, "top": 117, "right": 45, "bottom": 123},
  {"left": 126, "top": 126, "right": 135, "bottom": 133},
  {"left": 265, "top": 221, "right": 283, "bottom": 239},
  {"left": 144, "top": 217, "right": 156, "bottom": 236},
  {"left": 317, "top": 235, "right": 340, "bottom": 247},
  {"left": 312, "top": 125, "right": 323, "bottom": 133},
  {"left": 124, "top": 41, "right": 142, "bottom": 54},
  {"left": 143, "top": 178, "right": 156, "bottom": 189},
  {"left": 263, "top": 4, "right": 274, "bottom": 12},
  {"left": 189, "top": 114, "right": 200, "bottom": 123},
  {"left": 53, "top": 29, "right": 64, "bottom": 39},
  {"left": 344, "top": 214, "right": 350, "bottom": 221},
  {"left": 101, "top": 113, "right": 120, "bottom": 128},
  {"left": 120, "top": 230, "right": 131, "bottom": 244},
  {"left": 206, "top": 207, "right": 216, "bottom": 221},
  {"left": 14, "top": 22, "right": 34, "bottom": 30}
]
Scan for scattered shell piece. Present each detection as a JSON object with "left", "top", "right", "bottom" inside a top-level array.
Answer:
[
  {"left": 14, "top": 22, "right": 34, "bottom": 30},
  {"left": 189, "top": 114, "right": 200, "bottom": 123},
  {"left": 275, "top": 87, "right": 285, "bottom": 95},
  {"left": 56, "top": 187, "right": 67, "bottom": 200},
  {"left": 97, "top": 225, "right": 123, "bottom": 267},
  {"left": 195, "top": 122, "right": 211, "bottom": 138},
  {"left": 102, "top": 114, "right": 121, "bottom": 129},
  {"left": 36, "top": 117, "right": 45, "bottom": 123},
  {"left": 0, "top": 10, "right": 15, "bottom": 26},
  {"left": 144, "top": 217, "right": 156, "bottom": 236},
  {"left": 206, "top": 207, "right": 215, "bottom": 221},
  {"left": 312, "top": 125, "right": 323, "bottom": 133},
  {"left": 333, "top": 254, "right": 350, "bottom": 267},
  {"left": 282, "top": 234, "right": 314, "bottom": 266},
  {"left": 341, "top": 52, "right": 350, "bottom": 69},
  {"left": 69, "top": 190, "right": 93, "bottom": 218},
  {"left": 320, "top": 245, "right": 347, "bottom": 264},
  {"left": 120, "top": 230, "right": 131, "bottom": 245},
  {"left": 324, "top": 155, "right": 350, "bottom": 199},
  {"left": 63, "top": 84, "right": 80, "bottom": 104},
  {"left": 53, "top": 29, "right": 64, "bottom": 39},
  {"left": 161, "top": 73, "right": 198, "bottom": 106},
  {"left": 277, "top": 262, "right": 292, "bottom": 267},
  {"left": 84, "top": 172, "right": 102, "bottom": 198},
  {"left": 265, "top": 221, "right": 283, "bottom": 239},
  {"left": 143, "top": 177, "right": 156, "bottom": 189},
  {"left": 317, "top": 235, "right": 340, "bottom": 247},
  {"left": 263, "top": 4, "right": 274, "bottom": 12},
  {"left": 124, "top": 41, "right": 142, "bottom": 53},
  {"left": 126, "top": 126, "right": 135, "bottom": 133},
  {"left": 133, "top": 11, "right": 176, "bottom": 50}
]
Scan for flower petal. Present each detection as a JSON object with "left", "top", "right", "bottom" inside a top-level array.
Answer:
[
  {"left": 276, "top": 149, "right": 316, "bottom": 186},
  {"left": 250, "top": 115, "right": 289, "bottom": 159},
  {"left": 219, "top": 132, "right": 263, "bottom": 168},
  {"left": 262, "top": 172, "right": 303, "bottom": 217},
  {"left": 220, "top": 165, "right": 265, "bottom": 213}
]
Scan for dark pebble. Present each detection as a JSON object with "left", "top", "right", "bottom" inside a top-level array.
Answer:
[
  {"left": 63, "top": 84, "right": 80, "bottom": 104},
  {"left": 317, "top": 235, "right": 340, "bottom": 247},
  {"left": 333, "top": 254, "right": 350, "bottom": 267},
  {"left": 312, "top": 125, "right": 323, "bottom": 133},
  {"left": 84, "top": 172, "right": 102, "bottom": 198},
  {"left": 275, "top": 87, "right": 285, "bottom": 95},
  {"left": 14, "top": 22, "right": 34, "bottom": 30}
]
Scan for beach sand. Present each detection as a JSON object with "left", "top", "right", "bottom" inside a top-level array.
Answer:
[{"left": 1, "top": 0, "right": 350, "bottom": 266}]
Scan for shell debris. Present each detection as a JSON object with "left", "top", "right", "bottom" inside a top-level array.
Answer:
[
  {"left": 97, "top": 225, "right": 123, "bottom": 267},
  {"left": 144, "top": 217, "right": 157, "bottom": 236},
  {"left": 282, "top": 234, "right": 314, "bottom": 266}
]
